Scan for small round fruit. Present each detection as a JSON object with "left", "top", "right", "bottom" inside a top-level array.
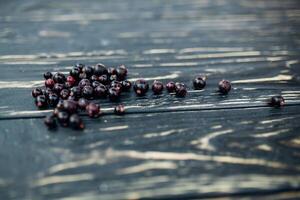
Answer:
[
  {"left": 53, "top": 83, "right": 64, "bottom": 94},
  {"left": 193, "top": 75, "right": 206, "bottom": 90},
  {"left": 166, "top": 81, "right": 176, "bottom": 93},
  {"left": 32, "top": 88, "right": 43, "bottom": 98},
  {"left": 69, "top": 114, "right": 84, "bottom": 130},
  {"left": 108, "top": 87, "right": 120, "bottom": 101},
  {"left": 60, "top": 89, "right": 70, "bottom": 100},
  {"left": 78, "top": 98, "right": 89, "bottom": 110},
  {"left": 57, "top": 111, "right": 69, "bottom": 127},
  {"left": 175, "top": 82, "right": 187, "bottom": 97},
  {"left": 44, "top": 115, "right": 57, "bottom": 129},
  {"left": 114, "top": 104, "right": 125, "bottom": 115},
  {"left": 218, "top": 80, "right": 231, "bottom": 94},
  {"left": 116, "top": 65, "right": 127, "bottom": 81},
  {"left": 70, "top": 86, "right": 81, "bottom": 99},
  {"left": 269, "top": 96, "right": 285, "bottom": 107},
  {"left": 152, "top": 81, "right": 164, "bottom": 95},
  {"left": 44, "top": 72, "right": 53, "bottom": 80},
  {"left": 48, "top": 93, "right": 59, "bottom": 107},
  {"left": 134, "top": 79, "right": 149, "bottom": 96},
  {"left": 53, "top": 72, "right": 66, "bottom": 84},
  {"left": 94, "top": 84, "right": 107, "bottom": 98},
  {"left": 94, "top": 63, "right": 108, "bottom": 76},
  {"left": 121, "top": 80, "right": 132, "bottom": 92},
  {"left": 86, "top": 103, "right": 101, "bottom": 118},
  {"left": 35, "top": 95, "right": 48, "bottom": 109},
  {"left": 82, "top": 66, "right": 94, "bottom": 78},
  {"left": 82, "top": 86, "right": 94, "bottom": 99},
  {"left": 66, "top": 76, "right": 76, "bottom": 87},
  {"left": 78, "top": 79, "right": 91, "bottom": 88}
]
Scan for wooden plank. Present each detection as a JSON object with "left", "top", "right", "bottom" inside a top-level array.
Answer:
[{"left": 0, "top": 106, "right": 300, "bottom": 199}]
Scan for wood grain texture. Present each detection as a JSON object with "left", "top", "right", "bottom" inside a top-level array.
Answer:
[{"left": 0, "top": 0, "right": 300, "bottom": 199}]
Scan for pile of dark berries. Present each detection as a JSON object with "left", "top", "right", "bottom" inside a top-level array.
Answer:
[{"left": 32, "top": 64, "right": 284, "bottom": 130}]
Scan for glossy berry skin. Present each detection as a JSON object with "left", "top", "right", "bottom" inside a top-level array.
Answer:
[
  {"left": 60, "top": 89, "right": 70, "bottom": 100},
  {"left": 56, "top": 99, "right": 64, "bottom": 110},
  {"left": 70, "top": 86, "right": 81, "bottom": 99},
  {"left": 44, "top": 72, "right": 53, "bottom": 80},
  {"left": 94, "top": 63, "right": 108, "bottom": 76},
  {"left": 121, "top": 80, "right": 131, "bottom": 92},
  {"left": 79, "top": 79, "right": 91, "bottom": 88},
  {"left": 69, "top": 114, "right": 84, "bottom": 130},
  {"left": 79, "top": 72, "right": 87, "bottom": 80},
  {"left": 166, "top": 81, "right": 176, "bottom": 93},
  {"left": 32, "top": 88, "right": 43, "bottom": 98},
  {"left": 269, "top": 96, "right": 285, "bottom": 107},
  {"left": 175, "top": 82, "right": 187, "bottom": 97},
  {"left": 53, "top": 83, "right": 64, "bottom": 94},
  {"left": 82, "top": 86, "right": 94, "bottom": 99},
  {"left": 53, "top": 72, "right": 66, "bottom": 84},
  {"left": 94, "top": 84, "right": 107, "bottom": 98},
  {"left": 82, "top": 66, "right": 94, "bottom": 78},
  {"left": 193, "top": 75, "right": 206, "bottom": 90},
  {"left": 78, "top": 98, "right": 89, "bottom": 110},
  {"left": 218, "top": 80, "right": 231, "bottom": 94},
  {"left": 42, "top": 87, "right": 53, "bottom": 98},
  {"left": 66, "top": 76, "right": 76, "bottom": 87},
  {"left": 108, "top": 67, "right": 117, "bottom": 76},
  {"left": 70, "top": 67, "right": 81, "bottom": 79},
  {"left": 152, "top": 81, "right": 164, "bottom": 95},
  {"left": 48, "top": 93, "right": 59, "bottom": 107},
  {"left": 116, "top": 65, "right": 127, "bottom": 81},
  {"left": 108, "top": 88, "right": 120, "bottom": 101},
  {"left": 134, "top": 79, "right": 149, "bottom": 96},
  {"left": 74, "top": 63, "right": 84, "bottom": 71},
  {"left": 114, "top": 104, "right": 125, "bottom": 115},
  {"left": 86, "top": 103, "right": 101, "bottom": 118},
  {"left": 57, "top": 111, "right": 69, "bottom": 127},
  {"left": 98, "top": 74, "right": 109, "bottom": 85},
  {"left": 110, "top": 81, "right": 122, "bottom": 93},
  {"left": 44, "top": 115, "right": 57, "bottom": 129},
  {"left": 90, "top": 75, "right": 99, "bottom": 82},
  {"left": 35, "top": 95, "right": 48, "bottom": 109},
  {"left": 63, "top": 100, "right": 78, "bottom": 114}
]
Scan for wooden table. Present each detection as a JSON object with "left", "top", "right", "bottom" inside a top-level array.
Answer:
[{"left": 1, "top": 0, "right": 300, "bottom": 199}]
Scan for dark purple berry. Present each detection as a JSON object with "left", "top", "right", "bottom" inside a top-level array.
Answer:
[
  {"left": 134, "top": 79, "right": 149, "bottom": 96},
  {"left": 166, "top": 81, "right": 176, "bottom": 93},
  {"left": 48, "top": 93, "right": 59, "bottom": 107},
  {"left": 70, "top": 86, "right": 81, "bottom": 99},
  {"left": 193, "top": 75, "right": 206, "bottom": 90},
  {"left": 82, "top": 85, "right": 94, "bottom": 99},
  {"left": 44, "top": 72, "right": 53, "bottom": 80},
  {"left": 56, "top": 99, "right": 64, "bottom": 110},
  {"left": 94, "top": 63, "right": 108, "bottom": 76},
  {"left": 269, "top": 96, "right": 285, "bottom": 107},
  {"left": 32, "top": 88, "right": 43, "bottom": 98},
  {"left": 42, "top": 87, "right": 53, "bottom": 98},
  {"left": 44, "top": 115, "right": 57, "bottom": 129},
  {"left": 60, "top": 89, "right": 70, "bottom": 100},
  {"left": 82, "top": 66, "right": 94, "bottom": 78},
  {"left": 70, "top": 67, "right": 80, "bottom": 79},
  {"left": 98, "top": 74, "right": 109, "bottom": 85},
  {"left": 74, "top": 63, "right": 84, "bottom": 71},
  {"left": 63, "top": 100, "right": 78, "bottom": 114},
  {"left": 69, "top": 114, "right": 84, "bottom": 130},
  {"left": 86, "top": 103, "right": 101, "bottom": 118},
  {"left": 116, "top": 65, "right": 127, "bottom": 81},
  {"left": 94, "top": 84, "right": 107, "bottom": 98},
  {"left": 53, "top": 72, "right": 66, "bottom": 84},
  {"left": 108, "top": 87, "right": 120, "bottom": 101},
  {"left": 92, "top": 81, "right": 101, "bottom": 88},
  {"left": 90, "top": 75, "right": 99, "bottom": 82},
  {"left": 35, "top": 95, "right": 48, "bottom": 109},
  {"left": 175, "top": 82, "right": 187, "bottom": 97},
  {"left": 110, "top": 81, "right": 122, "bottom": 93},
  {"left": 66, "top": 76, "right": 76, "bottom": 87},
  {"left": 78, "top": 79, "right": 91, "bottom": 88},
  {"left": 53, "top": 83, "right": 64, "bottom": 94},
  {"left": 218, "top": 80, "right": 231, "bottom": 94},
  {"left": 79, "top": 72, "right": 87, "bottom": 80},
  {"left": 121, "top": 80, "right": 131, "bottom": 92},
  {"left": 108, "top": 67, "right": 117, "bottom": 76},
  {"left": 114, "top": 104, "right": 125, "bottom": 115},
  {"left": 152, "top": 81, "right": 164, "bottom": 95},
  {"left": 57, "top": 111, "right": 69, "bottom": 127},
  {"left": 78, "top": 98, "right": 89, "bottom": 110}
]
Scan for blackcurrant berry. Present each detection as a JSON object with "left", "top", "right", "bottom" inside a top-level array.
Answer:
[
  {"left": 116, "top": 65, "right": 127, "bottom": 81},
  {"left": 166, "top": 81, "right": 176, "bottom": 93},
  {"left": 69, "top": 114, "right": 84, "bottom": 130},
  {"left": 78, "top": 98, "right": 89, "bottom": 110},
  {"left": 94, "top": 84, "right": 107, "bottom": 98},
  {"left": 70, "top": 86, "right": 82, "bottom": 99},
  {"left": 193, "top": 75, "right": 206, "bottom": 90},
  {"left": 152, "top": 80, "right": 164, "bottom": 95},
  {"left": 121, "top": 80, "right": 131, "bottom": 92},
  {"left": 134, "top": 79, "right": 149, "bottom": 96},
  {"left": 53, "top": 72, "right": 66, "bottom": 84},
  {"left": 57, "top": 111, "right": 69, "bottom": 127},
  {"left": 44, "top": 115, "right": 57, "bottom": 129},
  {"left": 79, "top": 79, "right": 91, "bottom": 88},
  {"left": 53, "top": 83, "right": 64, "bottom": 94},
  {"left": 269, "top": 96, "right": 285, "bottom": 107},
  {"left": 114, "top": 104, "right": 125, "bottom": 115},
  {"left": 32, "top": 88, "right": 43, "bottom": 98},
  {"left": 108, "top": 87, "right": 120, "bottom": 101},
  {"left": 218, "top": 80, "right": 231, "bottom": 94},
  {"left": 48, "top": 93, "right": 59, "bottom": 107},
  {"left": 94, "top": 63, "right": 108, "bottom": 76},
  {"left": 82, "top": 66, "right": 94, "bottom": 78},
  {"left": 82, "top": 85, "right": 94, "bottom": 99},
  {"left": 60, "top": 89, "right": 70, "bottom": 100},
  {"left": 86, "top": 103, "right": 101, "bottom": 118},
  {"left": 63, "top": 100, "right": 78, "bottom": 114},
  {"left": 35, "top": 95, "right": 48, "bottom": 109},
  {"left": 175, "top": 82, "right": 187, "bottom": 97},
  {"left": 44, "top": 72, "right": 53, "bottom": 80}
]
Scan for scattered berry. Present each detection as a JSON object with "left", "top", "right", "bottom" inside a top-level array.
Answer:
[
  {"left": 166, "top": 81, "right": 176, "bottom": 93},
  {"left": 94, "top": 84, "right": 107, "bottom": 98},
  {"left": 193, "top": 75, "right": 206, "bottom": 90},
  {"left": 86, "top": 103, "right": 101, "bottom": 118},
  {"left": 32, "top": 88, "right": 43, "bottom": 98},
  {"left": 114, "top": 104, "right": 125, "bottom": 115},
  {"left": 35, "top": 95, "right": 48, "bottom": 109},
  {"left": 108, "top": 87, "right": 120, "bottom": 101},
  {"left": 269, "top": 96, "right": 285, "bottom": 107},
  {"left": 134, "top": 79, "right": 149, "bottom": 96},
  {"left": 121, "top": 80, "right": 132, "bottom": 92},
  {"left": 152, "top": 80, "right": 164, "bottom": 95},
  {"left": 69, "top": 114, "right": 84, "bottom": 130},
  {"left": 44, "top": 115, "right": 57, "bottom": 129},
  {"left": 57, "top": 111, "right": 69, "bottom": 127},
  {"left": 218, "top": 80, "right": 231, "bottom": 94},
  {"left": 175, "top": 82, "right": 187, "bottom": 97}
]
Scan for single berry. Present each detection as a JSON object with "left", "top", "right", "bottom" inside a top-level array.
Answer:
[
  {"left": 53, "top": 72, "right": 66, "bottom": 84},
  {"left": 74, "top": 63, "right": 84, "bottom": 71},
  {"left": 116, "top": 65, "right": 127, "bottom": 81},
  {"left": 63, "top": 100, "right": 78, "bottom": 114},
  {"left": 86, "top": 103, "right": 101, "bottom": 118},
  {"left": 42, "top": 87, "right": 53, "bottom": 98},
  {"left": 152, "top": 80, "right": 164, "bottom": 95},
  {"left": 94, "top": 63, "right": 108, "bottom": 76},
  {"left": 108, "top": 87, "right": 120, "bottom": 101},
  {"left": 121, "top": 80, "right": 131, "bottom": 92},
  {"left": 78, "top": 79, "right": 91, "bottom": 88},
  {"left": 166, "top": 81, "right": 176, "bottom": 93},
  {"left": 82, "top": 66, "right": 94, "bottom": 78},
  {"left": 193, "top": 75, "right": 206, "bottom": 90},
  {"left": 70, "top": 67, "right": 80, "bottom": 79},
  {"left": 114, "top": 104, "right": 125, "bottom": 115},
  {"left": 35, "top": 95, "right": 48, "bottom": 109},
  {"left": 57, "top": 111, "right": 69, "bottom": 127},
  {"left": 32, "top": 88, "right": 43, "bottom": 98},
  {"left": 90, "top": 75, "right": 99, "bottom": 82},
  {"left": 48, "top": 93, "right": 59, "bottom": 107},
  {"left": 94, "top": 84, "right": 108, "bottom": 98},
  {"left": 218, "top": 80, "right": 231, "bottom": 94},
  {"left": 70, "top": 86, "right": 82, "bottom": 99},
  {"left": 60, "top": 89, "right": 70, "bottom": 100},
  {"left": 69, "top": 114, "right": 84, "bottom": 130},
  {"left": 98, "top": 74, "right": 109, "bottom": 85},
  {"left": 175, "top": 82, "right": 187, "bottom": 97},
  {"left": 44, "top": 115, "right": 57, "bottom": 129},
  {"left": 56, "top": 99, "right": 64, "bottom": 110},
  {"left": 78, "top": 98, "right": 89, "bottom": 110},
  {"left": 269, "top": 96, "right": 285, "bottom": 107},
  {"left": 66, "top": 76, "right": 76, "bottom": 87},
  {"left": 82, "top": 85, "right": 94, "bottom": 99},
  {"left": 53, "top": 83, "right": 64, "bottom": 94},
  {"left": 44, "top": 72, "right": 53, "bottom": 80},
  {"left": 134, "top": 79, "right": 149, "bottom": 96},
  {"left": 109, "top": 74, "right": 117, "bottom": 82},
  {"left": 108, "top": 67, "right": 117, "bottom": 76},
  {"left": 110, "top": 81, "right": 122, "bottom": 93}
]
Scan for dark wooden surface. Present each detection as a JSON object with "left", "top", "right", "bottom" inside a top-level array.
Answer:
[{"left": 1, "top": 0, "right": 300, "bottom": 199}]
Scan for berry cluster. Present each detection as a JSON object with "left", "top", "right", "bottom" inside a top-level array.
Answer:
[{"left": 32, "top": 64, "right": 284, "bottom": 130}]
